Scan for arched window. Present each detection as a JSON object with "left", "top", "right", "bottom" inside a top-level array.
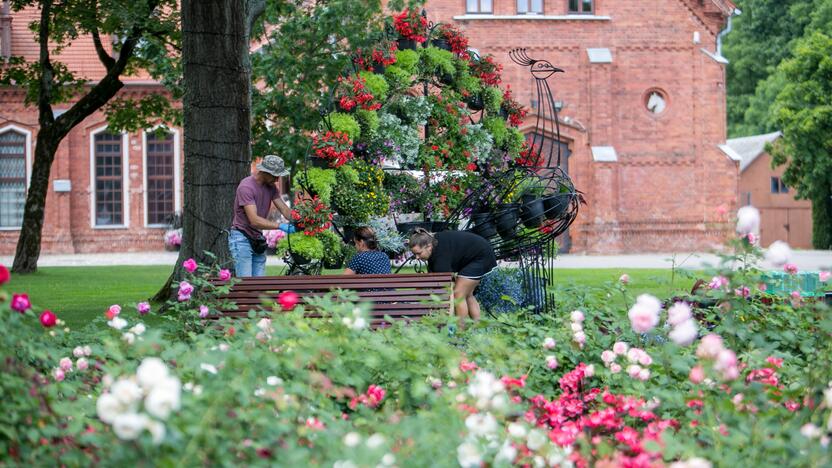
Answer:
[{"left": 0, "top": 129, "right": 27, "bottom": 228}]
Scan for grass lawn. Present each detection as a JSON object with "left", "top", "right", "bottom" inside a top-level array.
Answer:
[{"left": 7, "top": 266, "right": 699, "bottom": 331}]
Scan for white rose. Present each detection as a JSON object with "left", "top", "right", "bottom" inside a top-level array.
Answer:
[
  {"left": 366, "top": 433, "right": 385, "bottom": 449},
  {"left": 83, "top": 345, "right": 92, "bottom": 356},
  {"left": 735, "top": 205, "right": 760, "bottom": 235},
  {"left": 111, "top": 378, "right": 142, "bottom": 407},
  {"left": 667, "top": 302, "right": 692, "bottom": 327},
  {"left": 669, "top": 319, "right": 699, "bottom": 346},
  {"left": 267, "top": 376, "right": 283, "bottom": 386},
  {"left": 343, "top": 432, "right": 361, "bottom": 447},
  {"left": 533, "top": 455, "right": 545, "bottom": 467},
  {"left": 144, "top": 377, "right": 181, "bottom": 420},
  {"left": 200, "top": 363, "right": 218, "bottom": 374},
  {"left": 495, "top": 439, "right": 518, "bottom": 463},
  {"left": 490, "top": 393, "right": 509, "bottom": 412},
  {"left": 112, "top": 412, "right": 148, "bottom": 440},
  {"left": 765, "top": 240, "right": 792, "bottom": 267},
  {"left": 218, "top": 343, "right": 229, "bottom": 352},
  {"left": 456, "top": 441, "right": 482, "bottom": 468},
  {"left": 380, "top": 453, "right": 395, "bottom": 466},
  {"left": 256, "top": 318, "right": 272, "bottom": 333},
  {"left": 73, "top": 346, "right": 85, "bottom": 358},
  {"left": 570, "top": 322, "right": 583, "bottom": 332},
  {"left": 129, "top": 323, "right": 146, "bottom": 335},
  {"left": 96, "top": 392, "right": 123, "bottom": 424},
  {"left": 107, "top": 317, "right": 128, "bottom": 330},
  {"left": 465, "top": 412, "right": 498, "bottom": 437},
  {"left": 507, "top": 423, "right": 527, "bottom": 438},
  {"left": 352, "top": 317, "right": 367, "bottom": 330},
  {"left": 122, "top": 332, "right": 136, "bottom": 345},
  {"left": 526, "top": 429, "right": 547, "bottom": 451},
  {"left": 146, "top": 419, "right": 166, "bottom": 445},
  {"left": 137, "top": 358, "right": 169, "bottom": 390}
]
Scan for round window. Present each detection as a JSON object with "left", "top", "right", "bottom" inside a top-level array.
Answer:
[{"left": 644, "top": 89, "right": 668, "bottom": 115}]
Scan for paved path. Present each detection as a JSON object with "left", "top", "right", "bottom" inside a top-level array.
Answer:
[{"left": 2, "top": 250, "right": 830, "bottom": 270}]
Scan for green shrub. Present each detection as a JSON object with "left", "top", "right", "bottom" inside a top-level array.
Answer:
[
  {"left": 455, "top": 72, "right": 482, "bottom": 96},
  {"left": 277, "top": 232, "right": 324, "bottom": 260},
  {"left": 355, "top": 109, "right": 380, "bottom": 142},
  {"left": 293, "top": 167, "right": 337, "bottom": 204},
  {"left": 393, "top": 49, "right": 419, "bottom": 74},
  {"left": 358, "top": 71, "right": 389, "bottom": 101},
  {"left": 483, "top": 116, "right": 509, "bottom": 148},
  {"left": 482, "top": 86, "right": 504, "bottom": 114},
  {"left": 327, "top": 112, "right": 361, "bottom": 140},
  {"left": 383, "top": 65, "right": 412, "bottom": 89},
  {"left": 419, "top": 46, "right": 455, "bottom": 78},
  {"left": 318, "top": 229, "right": 344, "bottom": 266},
  {"left": 505, "top": 127, "right": 525, "bottom": 155}
]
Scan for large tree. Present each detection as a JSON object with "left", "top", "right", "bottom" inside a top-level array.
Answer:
[
  {"left": 769, "top": 31, "right": 832, "bottom": 249},
  {"left": 0, "top": 0, "right": 176, "bottom": 273}
]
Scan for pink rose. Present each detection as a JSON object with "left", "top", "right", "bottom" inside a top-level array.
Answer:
[
  {"left": 638, "top": 353, "right": 653, "bottom": 367},
  {"left": 76, "top": 358, "right": 89, "bottom": 371},
  {"left": 619, "top": 274, "right": 630, "bottom": 285},
  {"left": 601, "top": 350, "right": 616, "bottom": 364},
  {"left": 546, "top": 356, "right": 558, "bottom": 369},
  {"left": 136, "top": 302, "right": 151, "bottom": 315},
  {"left": 783, "top": 263, "right": 798, "bottom": 275},
  {"left": 53, "top": 368, "right": 65, "bottom": 382},
  {"left": 178, "top": 281, "right": 194, "bottom": 302},
  {"left": 11, "top": 293, "right": 31, "bottom": 313},
  {"left": 278, "top": 291, "right": 300, "bottom": 311},
  {"left": 716, "top": 204, "right": 728, "bottom": 216},
  {"left": 573, "top": 331, "right": 586, "bottom": 344},
  {"left": 627, "top": 365, "right": 642, "bottom": 379},
  {"left": 219, "top": 269, "right": 232, "bottom": 281},
  {"left": 734, "top": 286, "right": 751, "bottom": 299},
  {"left": 708, "top": 276, "right": 729, "bottom": 290},
  {"left": 183, "top": 258, "right": 198, "bottom": 273},
  {"left": 628, "top": 302, "right": 659, "bottom": 334},
  {"left": 39, "top": 310, "right": 57, "bottom": 328},
  {"left": 790, "top": 290, "right": 801, "bottom": 300},
  {"left": 610, "top": 363, "right": 622, "bottom": 374},
  {"left": 199, "top": 305, "right": 210, "bottom": 318},
  {"left": 106, "top": 304, "right": 121, "bottom": 320},
  {"left": 638, "top": 368, "right": 650, "bottom": 381},
  {"left": 696, "top": 334, "right": 724, "bottom": 359},
  {"left": 766, "top": 356, "right": 784, "bottom": 368},
  {"left": 715, "top": 349, "right": 737, "bottom": 371},
  {"left": 689, "top": 365, "right": 704, "bottom": 384},
  {"left": 667, "top": 302, "right": 692, "bottom": 326},
  {"left": 820, "top": 271, "right": 831, "bottom": 283},
  {"left": 746, "top": 232, "right": 757, "bottom": 245},
  {"left": 612, "top": 341, "right": 628, "bottom": 355},
  {"left": 59, "top": 357, "right": 73, "bottom": 372},
  {"left": 570, "top": 310, "right": 584, "bottom": 322},
  {"left": 543, "top": 337, "right": 556, "bottom": 349},
  {"left": 669, "top": 319, "right": 698, "bottom": 346}
]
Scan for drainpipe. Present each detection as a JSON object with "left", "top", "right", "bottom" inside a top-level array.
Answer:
[
  {"left": 1, "top": 0, "right": 12, "bottom": 60},
  {"left": 716, "top": 7, "right": 741, "bottom": 57}
]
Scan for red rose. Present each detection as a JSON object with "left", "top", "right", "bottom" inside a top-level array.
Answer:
[
  {"left": 40, "top": 310, "right": 57, "bottom": 328},
  {"left": 278, "top": 290, "right": 300, "bottom": 311},
  {"left": 0, "top": 265, "right": 9, "bottom": 285}
]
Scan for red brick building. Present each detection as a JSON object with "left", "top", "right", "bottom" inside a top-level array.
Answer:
[
  {"left": 427, "top": 0, "right": 740, "bottom": 252},
  {"left": 0, "top": 0, "right": 740, "bottom": 255}
]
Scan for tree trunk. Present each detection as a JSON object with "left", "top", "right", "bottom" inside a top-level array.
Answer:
[
  {"left": 812, "top": 187, "right": 832, "bottom": 250},
  {"left": 154, "top": 0, "right": 256, "bottom": 299}
]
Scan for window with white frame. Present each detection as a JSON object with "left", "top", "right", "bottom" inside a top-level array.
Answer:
[
  {"left": 145, "top": 131, "right": 175, "bottom": 225},
  {"left": 467, "top": 0, "right": 493, "bottom": 13},
  {"left": 93, "top": 132, "right": 125, "bottom": 226},
  {"left": 518, "top": 0, "right": 544, "bottom": 14},
  {"left": 568, "top": 0, "right": 593, "bottom": 13},
  {"left": 0, "top": 129, "right": 26, "bottom": 228}
]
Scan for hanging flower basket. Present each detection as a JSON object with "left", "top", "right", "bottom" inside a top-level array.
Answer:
[
  {"left": 311, "top": 131, "right": 354, "bottom": 168},
  {"left": 393, "top": 9, "right": 427, "bottom": 44}
]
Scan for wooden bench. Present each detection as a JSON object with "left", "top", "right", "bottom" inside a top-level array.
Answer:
[{"left": 213, "top": 273, "right": 454, "bottom": 327}]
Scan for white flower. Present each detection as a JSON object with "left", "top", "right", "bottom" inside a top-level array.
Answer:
[
  {"left": 111, "top": 378, "right": 142, "bottom": 407},
  {"left": 669, "top": 458, "right": 713, "bottom": 468},
  {"left": 129, "top": 323, "right": 146, "bottom": 335},
  {"left": 267, "top": 376, "right": 283, "bottom": 386},
  {"left": 146, "top": 419, "right": 166, "bottom": 444},
  {"left": 736, "top": 206, "right": 760, "bottom": 235},
  {"left": 570, "top": 322, "right": 583, "bottom": 332},
  {"left": 765, "top": 240, "right": 792, "bottom": 267},
  {"left": 628, "top": 295, "right": 661, "bottom": 334},
  {"left": 351, "top": 317, "right": 367, "bottom": 330},
  {"left": 366, "top": 433, "right": 385, "bottom": 449},
  {"left": 667, "top": 302, "right": 692, "bottom": 327},
  {"left": 83, "top": 345, "right": 92, "bottom": 356},
  {"left": 533, "top": 455, "right": 545, "bottom": 468},
  {"left": 380, "top": 453, "right": 395, "bottom": 466},
  {"left": 669, "top": 319, "right": 699, "bottom": 346},
  {"left": 96, "top": 392, "right": 123, "bottom": 424},
  {"left": 137, "top": 358, "right": 169, "bottom": 390},
  {"left": 200, "top": 363, "right": 218, "bottom": 374},
  {"left": 107, "top": 316, "right": 128, "bottom": 330},
  {"left": 542, "top": 337, "right": 556, "bottom": 349},
  {"left": 73, "top": 346, "right": 85, "bottom": 358},
  {"left": 490, "top": 393, "right": 509, "bottom": 412},
  {"left": 465, "top": 412, "right": 498, "bottom": 437},
  {"left": 495, "top": 439, "right": 518, "bottom": 463},
  {"left": 467, "top": 371, "right": 504, "bottom": 409},
  {"left": 508, "top": 423, "right": 527, "bottom": 438},
  {"left": 570, "top": 310, "right": 585, "bottom": 322},
  {"left": 112, "top": 412, "right": 148, "bottom": 440},
  {"left": 333, "top": 461, "right": 358, "bottom": 468},
  {"left": 343, "top": 432, "right": 361, "bottom": 447},
  {"left": 801, "top": 423, "right": 821, "bottom": 438},
  {"left": 218, "top": 343, "right": 229, "bottom": 352},
  {"left": 627, "top": 348, "right": 642, "bottom": 363},
  {"left": 122, "top": 332, "right": 136, "bottom": 345},
  {"left": 457, "top": 441, "right": 482, "bottom": 468},
  {"left": 584, "top": 364, "right": 595, "bottom": 377},
  {"left": 526, "top": 429, "right": 547, "bottom": 451},
  {"left": 256, "top": 318, "right": 273, "bottom": 334},
  {"left": 144, "top": 377, "right": 181, "bottom": 420}
]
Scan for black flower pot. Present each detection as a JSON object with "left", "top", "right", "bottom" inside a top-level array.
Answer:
[
  {"left": 542, "top": 193, "right": 572, "bottom": 220},
  {"left": 431, "top": 221, "right": 458, "bottom": 232},
  {"left": 397, "top": 38, "right": 417, "bottom": 51},
  {"left": 495, "top": 203, "right": 519, "bottom": 240},
  {"left": 396, "top": 221, "right": 432, "bottom": 236},
  {"left": 466, "top": 94, "right": 484, "bottom": 111},
  {"left": 499, "top": 107, "right": 510, "bottom": 120},
  {"left": 372, "top": 62, "right": 386, "bottom": 75},
  {"left": 520, "top": 194, "right": 545, "bottom": 228},
  {"left": 291, "top": 251, "right": 312, "bottom": 265},
  {"left": 431, "top": 38, "right": 451, "bottom": 51},
  {"left": 470, "top": 212, "right": 498, "bottom": 239}
]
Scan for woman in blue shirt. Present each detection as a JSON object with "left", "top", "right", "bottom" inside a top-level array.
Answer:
[{"left": 344, "top": 226, "right": 391, "bottom": 275}]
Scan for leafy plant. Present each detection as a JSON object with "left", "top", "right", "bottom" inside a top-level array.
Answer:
[
  {"left": 290, "top": 196, "right": 334, "bottom": 236},
  {"left": 332, "top": 161, "right": 388, "bottom": 224},
  {"left": 366, "top": 217, "right": 406, "bottom": 255},
  {"left": 393, "top": 49, "right": 419, "bottom": 75},
  {"left": 358, "top": 71, "right": 389, "bottom": 102},
  {"left": 482, "top": 86, "right": 503, "bottom": 114},
  {"left": 383, "top": 65, "right": 413, "bottom": 89},
  {"left": 327, "top": 112, "right": 362, "bottom": 140},
  {"left": 312, "top": 130, "right": 355, "bottom": 168},
  {"left": 277, "top": 232, "right": 325, "bottom": 260},
  {"left": 354, "top": 109, "right": 380, "bottom": 143},
  {"left": 419, "top": 46, "right": 456, "bottom": 78},
  {"left": 461, "top": 123, "right": 494, "bottom": 163},
  {"left": 318, "top": 229, "right": 344, "bottom": 266},
  {"left": 293, "top": 167, "right": 337, "bottom": 204},
  {"left": 385, "top": 95, "right": 430, "bottom": 126},
  {"left": 372, "top": 113, "right": 421, "bottom": 168},
  {"left": 336, "top": 74, "right": 382, "bottom": 113},
  {"left": 392, "top": 8, "right": 427, "bottom": 42}
]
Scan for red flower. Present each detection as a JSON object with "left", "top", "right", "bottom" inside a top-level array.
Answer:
[
  {"left": 278, "top": 291, "right": 300, "bottom": 311},
  {"left": 393, "top": 9, "right": 427, "bottom": 42},
  {"left": 11, "top": 293, "right": 30, "bottom": 313},
  {"left": 466, "top": 162, "right": 477, "bottom": 171},
  {"left": 0, "top": 264, "right": 9, "bottom": 285},
  {"left": 39, "top": 310, "right": 57, "bottom": 327}
]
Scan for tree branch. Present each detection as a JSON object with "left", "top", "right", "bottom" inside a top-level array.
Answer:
[
  {"left": 37, "top": 0, "right": 55, "bottom": 128},
  {"left": 247, "top": 0, "right": 266, "bottom": 36},
  {"left": 91, "top": 25, "right": 116, "bottom": 71}
]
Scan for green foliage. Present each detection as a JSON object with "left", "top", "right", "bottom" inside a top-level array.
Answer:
[
  {"left": 482, "top": 86, "right": 504, "bottom": 114},
  {"left": 483, "top": 116, "right": 509, "bottom": 148},
  {"left": 294, "top": 167, "right": 337, "bottom": 205},
  {"left": 331, "top": 161, "right": 389, "bottom": 224},
  {"left": 419, "top": 46, "right": 455, "bottom": 78},
  {"left": 385, "top": 95, "right": 431, "bottom": 126},
  {"left": 383, "top": 64, "right": 413, "bottom": 89},
  {"left": 371, "top": 113, "right": 421, "bottom": 167},
  {"left": 327, "top": 112, "right": 362, "bottom": 140},
  {"left": 505, "top": 127, "right": 526, "bottom": 156},
  {"left": 770, "top": 31, "right": 832, "bottom": 248},
  {"left": 355, "top": 109, "right": 380, "bottom": 142},
  {"left": 318, "top": 229, "right": 345, "bottom": 266},
  {"left": 358, "top": 71, "right": 389, "bottom": 101},
  {"left": 277, "top": 232, "right": 325, "bottom": 260},
  {"left": 393, "top": 49, "right": 419, "bottom": 75},
  {"left": 455, "top": 71, "right": 482, "bottom": 96}
]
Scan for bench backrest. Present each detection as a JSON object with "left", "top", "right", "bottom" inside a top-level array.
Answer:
[{"left": 214, "top": 273, "right": 454, "bottom": 327}]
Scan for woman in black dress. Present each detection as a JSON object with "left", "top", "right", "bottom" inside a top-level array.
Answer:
[{"left": 408, "top": 228, "right": 497, "bottom": 327}]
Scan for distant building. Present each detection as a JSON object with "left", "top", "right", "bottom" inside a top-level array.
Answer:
[{"left": 727, "top": 131, "right": 813, "bottom": 249}]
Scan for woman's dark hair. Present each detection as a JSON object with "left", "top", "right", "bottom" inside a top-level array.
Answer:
[
  {"left": 408, "top": 228, "right": 437, "bottom": 249},
  {"left": 353, "top": 226, "right": 379, "bottom": 250}
]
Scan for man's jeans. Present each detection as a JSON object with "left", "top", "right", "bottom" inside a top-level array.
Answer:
[{"left": 228, "top": 229, "right": 267, "bottom": 277}]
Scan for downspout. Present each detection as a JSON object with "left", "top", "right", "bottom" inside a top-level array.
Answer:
[
  {"left": 716, "top": 7, "right": 741, "bottom": 58},
  {"left": 1, "top": 0, "right": 12, "bottom": 60}
]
